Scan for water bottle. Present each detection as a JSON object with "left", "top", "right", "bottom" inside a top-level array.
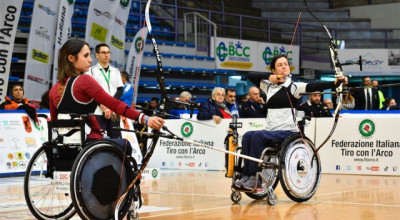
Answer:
[{"left": 230, "top": 103, "right": 239, "bottom": 118}]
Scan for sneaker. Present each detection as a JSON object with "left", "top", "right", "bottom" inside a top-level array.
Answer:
[
  {"left": 242, "top": 176, "right": 263, "bottom": 191},
  {"left": 234, "top": 175, "right": 249, "bottom": 188}
]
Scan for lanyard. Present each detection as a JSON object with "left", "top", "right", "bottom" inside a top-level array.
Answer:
[{"left": 99, "top": 68, "right": 111, "bottom": 92}]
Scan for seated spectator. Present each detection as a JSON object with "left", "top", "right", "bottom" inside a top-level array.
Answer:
[
  {"left": 143, "top": 97, "right": 160, "bottom": 116},
  {"left": 224, "top": 88, "right": 240, "bottom": 118},
  {"left": 164, "top": 91, "right": 192, "bottom": 112},
  {"left": 342, "top": 92, "right": 355, "bottom": 110},
  {"left": 0, "top": 84, "right": 38, "bottom": 121},
  {"left": 299, "top": 92, "right": 332, "bottom": 117},
  {"left": 120, "top": 70, "right": 133, "bottom": 106},
  {"left": 197, "top": 87, "right": 232, "bottom": 124},
  {"left": 323, "top": 99, "right": 334, "bottom": 110},
  {"left": 240, "top": 87, "right": 267, "bottom": 118},
  {"left": 384, "top": 98, "right": 400, "bottom": 110}
]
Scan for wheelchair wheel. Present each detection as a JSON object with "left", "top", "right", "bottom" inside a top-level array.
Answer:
[
  {"left": 24, "top": 145, "right": 75, "bottom": 220},
  {"left": 279, "top": 134, "right": 321, "bottom": 202},
  {"left": 70, "top": 140, "right": 135, "bottom": 220},
  {"left": 245, "top": 153, "right": 279, "bottom": 200}
]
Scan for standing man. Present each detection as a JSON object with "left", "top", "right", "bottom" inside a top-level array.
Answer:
[
  {"left": 354, "top": 76, "right": 379, "bottom": 110},
  {"left": 87, "top": 43, "right": 124, "bottom": 138},
  {"left": 299, "top": 92, "right": 332, "bottom": 117},
  {"left": 241, "top": 87, "right": 267, "bottom": 118},
  {"left": 224, "top": 88, "right": 240, "bottom": 118},
  {"left": 371, "top": 79, "right": 385, "bottom": 109}
]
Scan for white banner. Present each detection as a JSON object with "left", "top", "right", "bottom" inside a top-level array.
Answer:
[
  {"left": 107, "top": 0, "right": 132, "bottom": 70},
  {"left": 23, "top": 0, "right": 59, "bottom": 102},
  {"left": 338, "top": 49, "right": 400, "bottom": 75},
  {"left": 0, "top": 0, "right": 23, "bottom": 103},
  {"left": 308, "top": 115, "right": 400, "bottom": 175},
  {"left": 52, "top": 0, "right": 75, "bottom": 86},
  {"left": 119, "top": 116, "right": 142, "bottom": 164},
  {"left": 85, "top": 0, "right": 119, "bottom": 53},
  {"left": 211, "top": 37, "right": 300, "bottom": 74},
  {"left": 126, "top": 27, "right": 148, "bottom": 105}
]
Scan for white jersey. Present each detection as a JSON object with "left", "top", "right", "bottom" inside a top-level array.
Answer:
[{"left": 86, "top": 63, "right": 123, "bottom": 115}]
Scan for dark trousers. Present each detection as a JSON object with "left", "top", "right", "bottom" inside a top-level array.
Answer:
[
  {"left": 95, "top": 115, "right": 121, "bottom": 139},
  {"left": 241, "top": 130, "right": 293, "bottom": 176}
]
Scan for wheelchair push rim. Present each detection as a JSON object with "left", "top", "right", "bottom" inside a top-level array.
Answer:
[
  {"left": 70, "top": 140, "right": 135, "bottom": 220},
  {"left": 24, "top": 146, "right": 76, "bottom": 220},
  {"left": 279, "top": 135, "right": 321, "bottom": 202}
]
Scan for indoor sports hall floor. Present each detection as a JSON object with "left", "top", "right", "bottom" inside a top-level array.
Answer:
[{"left": 0, "top": 170, "right": 399, "bottom": 219}]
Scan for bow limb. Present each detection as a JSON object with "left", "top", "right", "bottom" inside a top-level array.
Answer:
[
  {"left": 114, "top": 1, "right": 154, "bottom": 219},
  {"left": 304, "top": 0, "right": 344, "bottom": 161}
]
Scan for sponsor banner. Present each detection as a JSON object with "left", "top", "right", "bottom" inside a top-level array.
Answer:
[
  {"left": 126, "top": 27, "right": 148, "bottom": 104},
  {"left": 52, "top": 0, "right": 75, "bottom": 85},
  {"left": 23, "top": 0, "right": 59, "bottom": 102},
  {"left": 120, "top": 116, "right": 142, "bottom": 164},
  {"left": 257, "top": 42, "right": 300, "bottom": 74},
  {"left": 0, "top": 111, "right": 48, "bottom": 174},
  {"left": 0, "top": 0, "right": 23, "bottom": 102},
  {"left": 107, "top": 0, "right": 132, "bottom": 70},
  {"left": 339, "top": 49, "right": 400, "bottom": 75},
  {"left": 85, "top": 0, "right": 119, "bottom": 54},
  {"left": 211, "top": 37, "right": 300, "bottom": 74},
  {"left": 306, "top": 115, "right": 400, "bottom": 176},
  {"left": 148, "top": 118, "right": 266, "bottom": 170}
]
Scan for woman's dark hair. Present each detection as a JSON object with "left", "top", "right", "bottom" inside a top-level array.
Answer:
[
  {"left": 270, "top": 54, "right": 288, "bottom": 71},
  {"left": 58, "top": 39, "right": 89, "bottom": 84}
]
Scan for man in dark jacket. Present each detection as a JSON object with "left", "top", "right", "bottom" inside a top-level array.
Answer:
[
  {"left": 354, "top": 76, "right": 380, "bottom": 110},
  {"left": 241, "top": 87, "right": 267, "bottom": 118},
  {"left": 299, "top": 92, "right": 332, "bottom": 117}
]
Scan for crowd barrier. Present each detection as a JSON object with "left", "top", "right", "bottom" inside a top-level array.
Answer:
[{"left": 1, "top": 110, "right": 399, "bottom": 176}]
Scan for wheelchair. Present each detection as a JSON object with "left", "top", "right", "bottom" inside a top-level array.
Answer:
[
  {"left": 24, "top": 114, "right": 148, "bottom": 220},
  {"left": 227, "top": 117, "right": 321, "bottom": 205}
]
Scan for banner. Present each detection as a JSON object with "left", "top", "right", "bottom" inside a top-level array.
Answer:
[
  {"left": 126, "top": 27, "right": 148, "bottom": 105},
  {"left": 52, "top": 0, "right": 75, "bottom": 86},
  {"left": 211, "top": 37, "right": 300, "bottom": 74},
  {"left": 85, "top": 0, "right": 119, "bottom": 54},
  {"left": 23, "top": 0, "right": 59, "bottom": 103},
  {"left": 0, "top": 0, "right": 23, "bottom": 103},
  {"left": 120, "top": 116, "right": 142, "bottom": 164},
  {"left": 107, "top": 0, "right": 132, "bottom": 70}
]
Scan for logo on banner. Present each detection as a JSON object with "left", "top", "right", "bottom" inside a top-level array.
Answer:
[
  {"left": 262, "top": 46, "right": 294, "bottom": 71},
  {"left": 181, "top": 122, "right": 193, "bottom": 137},
  {"left": 22, "top": 116, "right": 32, "bottom": 133},
  {"left": 111, "top": 35, "right": 124, "bottom": 49},
  {"left": 359, "top": 119, "right": 375, "bottom": 137},
  {"left": 38, "top": 4, "right": 56, "bottom": 16},
  {"left": 94, "top": 8, "right": 111, "bottom": 19},
  {"left": 121, "top": 116, "right": 130, "bottom": 129},
  {"left": 152, "top": 169, "right": 158, "bottom": 178},
  {"left": 90, "top": 22, "right": 108, "bottom": 43},
  {"left": 216, "top": 41, "right": 252, "bottom": 69},
  {"left": 68, "top": 0, "right": 75, "bottom": 5},
  {"left": 135, "top": 37, "right": 144, "bottom": 53},
  {"left": 32, "top": 49, "right": 49, "bottom": 63},
  {"left": 120, "top": 0, "right": 130, "bottom": 7},
  {"left": 35, "top": 27, "right": 50, "bottom": 40}
]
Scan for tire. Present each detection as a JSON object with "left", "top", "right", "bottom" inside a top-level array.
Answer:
[
  {"left": 279, "top": 134, "right": 321, "bottom": 202},
  {"left": 24, "top": 146, "right": 75, "bottom": 220},
  {"left": 70, "top": 140, "right": 134, "bottom": 220}
]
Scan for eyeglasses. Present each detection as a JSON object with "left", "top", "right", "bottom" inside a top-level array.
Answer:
[{"left": 98, "top": 51, "right": 111, "bottom": 55}]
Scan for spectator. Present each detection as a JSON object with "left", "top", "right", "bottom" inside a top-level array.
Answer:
[
  {"left": 0, "top": 84, "right": 38, "bottom": 121},
  {"left": 143, "top": 97, "right": 160, "bottom": 116},
  {"left": 240, "top": 87, "right": 267, "bottom": 118},
  {"left": 323, "top": 99, "right": 334, "bottom": 110},
  {"left": 164, "top": 91, "right": 192, "bottom": 112},
  {"left": 224, "top": 88, "right": 240, "bottom": 118},
  {"left": 354, "top": 76, "right": 380, "bottom": 110},
  {"left": 342, "top": 91, "right": 355, "bottom": 110},
  {"left": 197, "top": 87, "right": 232, "bottom": 124},
  {"left": 384, "top": 98, "right": 400, "bottom": 110},
  {"left": 371, "top": 79, "right": 385, "bottom": 109},
  {"left": 87, "top": 43, "right": 124, "bottom": 138},
  {"left": 119, "top": 70, "right": 133, "bottom": 106},
  {"left": 299, "top": 92, "right": 332, "bottom": 117}
]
